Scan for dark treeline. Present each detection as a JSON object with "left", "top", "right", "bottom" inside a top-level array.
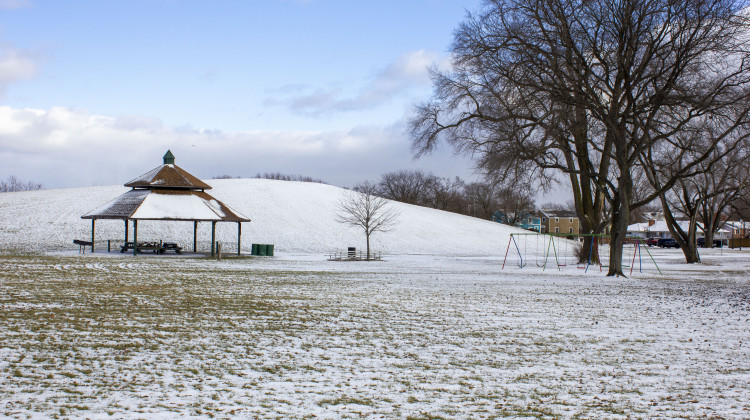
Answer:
[
  {"left": 363, "top": 169, "right": 535, "bottom": 220},
  {"left": 0, "top": 176, "right": 43, "bottom": 193},
  {"left": 213, "top": 173, "right": 328, "bottom": 184}
]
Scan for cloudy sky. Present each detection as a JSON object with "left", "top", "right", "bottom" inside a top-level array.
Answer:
[{"left": 0, "top": 0, "right": 483, "bottom": 189}]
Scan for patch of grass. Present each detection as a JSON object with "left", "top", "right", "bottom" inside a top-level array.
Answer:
[
  {"left": 406, "top": 413, "right": 448, "bottom": 420},
  {"left": 317, "top": 396, "right": 375, "bottom": 407}
]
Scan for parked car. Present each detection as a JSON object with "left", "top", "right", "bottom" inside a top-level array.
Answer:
[
  {"left": 646, "top": 238, "right": 659, "bottom": 247},
  {"left": 697, "top": 238, "right": 723, "bottom": 248},
  {"left": 657, "top": 238, "right": 680, "bottom": 248}
]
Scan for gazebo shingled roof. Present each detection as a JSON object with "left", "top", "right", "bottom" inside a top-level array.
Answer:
[
  {"left": 81, "top": 150, "right": 250, "bottom": 255},
  {"left": 124, "top": 151, "right": 212, "bottom": 190},
  {"left": 82, "top": 189, "right": 249, "bottom": 222}
]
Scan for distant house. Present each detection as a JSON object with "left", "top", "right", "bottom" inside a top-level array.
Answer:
[
  {"left": 723, "top": 221, "right": 750, "bottom": 238},
  {"left": 492, "top": 211, "right": 542, "bottom": 232},
  {"left": 538, "top": 209, "right": 581, "bottom": 235},
  {"left": 627, "top": 220, "right": 731, "bottom": 241}
]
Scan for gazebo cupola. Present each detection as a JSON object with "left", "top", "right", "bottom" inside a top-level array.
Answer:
[
  {"left": 163, "top": 150, "right": 175, "bottom": 165},
  {"left": 124, "top": 149, "right": 212, "bottom": 191},
  {"left": 82, "top": 150, "right": 250, "bottom": 256}
]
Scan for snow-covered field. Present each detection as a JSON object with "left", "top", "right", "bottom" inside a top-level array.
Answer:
[
  {"left": 1, "top": 250, "right": 749, "bottom": 418},
  {"left": 1, "top": 180, "right": 749, "bottom": 418}
]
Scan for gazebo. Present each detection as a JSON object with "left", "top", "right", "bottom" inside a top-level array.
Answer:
[{"left": 82, "top": 150, "right": 250, "bottom": 256}]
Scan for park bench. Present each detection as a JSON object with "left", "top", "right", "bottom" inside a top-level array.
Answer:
[
  {"left": 120, "top": 241, "right": 162, "bottom": 254},
  {"left": 161, "top": 242, "right": 182, "bottom": 254},
  {"left": 120, "top": 241, "right": 182, "bottom": 254},
  {"left": 73, "top": 239, "right": 93, "bottom": 254}
]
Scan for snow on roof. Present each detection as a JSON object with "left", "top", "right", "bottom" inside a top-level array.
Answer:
[
  {"left": 83, "top": 190, "right": 249, "bottom": 222},
  {"left": 627, "top": 220, "right": 731, "bottom": 234},
  {"left": 82, "top": 189, "right": 150, "bottom": 219},
  {"left": 539, "top": 209, "right": 577, "bottom": 218}
]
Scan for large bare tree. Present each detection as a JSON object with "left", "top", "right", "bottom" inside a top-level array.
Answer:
[
  {"left": 410, "top": 0, "right": 750, "bottom": 276},
  {"left": 336, "top": 182, "right": 399, "bottom": 260},
  {"left": 651, "top": 132, "right": 750, "bottom": 262}
]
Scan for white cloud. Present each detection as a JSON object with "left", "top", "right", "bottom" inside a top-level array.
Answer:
[
  {"left": 0, "top": 47, "right": 37, "bottom": 90},
  {"left": 0, "top": 105, "right": 475, "bottom": 189},
  {"left": 266, "top": 49, "right": 446, "bottom": 116},
  {"left": 0, "top": 0, "right": 30, "bottom": 9}
]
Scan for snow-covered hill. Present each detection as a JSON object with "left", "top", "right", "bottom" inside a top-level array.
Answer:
[{"left": 0, "top": 178, "right": 524, "bottom": 256}]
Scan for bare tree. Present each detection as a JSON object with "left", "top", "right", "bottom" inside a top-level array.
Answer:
[
  {"left": 642, "top": 100, "right": 750, "bottom": 262},
  {"left": 655, "top": 137, "right": 749, "bottom": 261},
  {"left": 336, "top": 181, "right": 399, "bottom": 260},
  {"left": 377, "top": 170, "right": 432, "bottom": 205},
  {"left": 411, "top": 0, "right": 750, "bottom": 275},
  {"left": 0, "top": 176, "right": 43, "bottom": 193},
  {"left": 496, "top": 186, "right": 536, "bottom": 225},
  {"left": 426, "top": 176, "right": 466, "bottom": 212},
  {"left": 377, "top": 170, "right": 468, "bottom": 213},
  {"left": 463, "top": 182, "right": 498, "bottom": 219},
  {"left": 697, "top": 151, "right": 750, "bottom": 247}
]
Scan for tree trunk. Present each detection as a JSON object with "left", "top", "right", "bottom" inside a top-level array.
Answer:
[
  {"left": 660, "top": 193, "right": 702, "bottom": 264},
  {"left": 607, "top": 167, "right": 632, "bottom": 277},
  {"left": 677, "top": 217, "right": 702, "bottom": 264},
  {"left": 681, "top": 236, "right": 701, "bottom": 263},
  {"left": 366, "top": 233, "right": 371, "bottom": 261},
  {"left": 672, "top": 225, "right": 701, "bottom": 263},
  {"left": 704, "top": 228, "right": 715, "bottom": 248},
  {"left": 579, "top": 234, "right": 599, "bottom": 265},
  {"left": 607, "top": 198, "right": 629, "bottom": 277}
]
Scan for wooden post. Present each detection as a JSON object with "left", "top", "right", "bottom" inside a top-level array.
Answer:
[
  {"left": 211, "top": 221, "right": 217, "bottom": 257},
  {"left": 91, "top": 219, "right": 96, "bottom": 253},
  {"left": 193, "top": 221, "right": 198, "bottom": 253},
  {"left": 237, "top": 222, "right": 241, "bottom": 255},
  {"left": 124, "top": 219, "right": 129, "bottom": 243},
  {"left": 133, "top": 220, "right": 138, "bottom": 256}
]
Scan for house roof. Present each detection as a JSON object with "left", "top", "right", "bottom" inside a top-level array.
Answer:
[
  {"left": 627, "top": 220, "right": 730, "bottom": 234},
  {"left": 539, "top": 209, "right": 577, "bottom": 218}
]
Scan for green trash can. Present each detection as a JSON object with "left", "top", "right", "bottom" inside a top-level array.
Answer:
[
  {"left": 251, "top": 244, "right": 258, "bottom": 255},
  {"left": 258, "top": 244, "right": 267, "bottom": 256},
  {"left": 266, "top": 244, "right": 274, "bottom": 257}
]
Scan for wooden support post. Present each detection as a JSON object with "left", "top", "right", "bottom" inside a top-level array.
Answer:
[
  {"left": 91, "top": 219, "right": 96, "bottom": 253},
  {"left": 237, "top": 222, "right": 241, "bottom": 255},
  {"left": 124, "top": 219, "right": 129, "bottom": 243},
  {"left": 193, "top": 221, "right": 198, "bottom": 253},
  {"left": 133, "top": 220, "right": 139, "bottom": 256},
  {"left": 211, "top": 221, "right": 217, "bottom": 257}
]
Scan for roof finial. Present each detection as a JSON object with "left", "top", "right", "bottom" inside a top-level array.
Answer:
[{"left": 163, "top": 150, "right": 175, "bottom": 165}]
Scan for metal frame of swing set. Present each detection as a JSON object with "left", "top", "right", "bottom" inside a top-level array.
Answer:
[{"left": 502, "top": 233, "right": 662, "bottom": 275}]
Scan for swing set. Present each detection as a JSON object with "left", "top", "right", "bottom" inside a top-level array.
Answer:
[{"left": 501, "top": 233, "right": 662, "bottom": 274}]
